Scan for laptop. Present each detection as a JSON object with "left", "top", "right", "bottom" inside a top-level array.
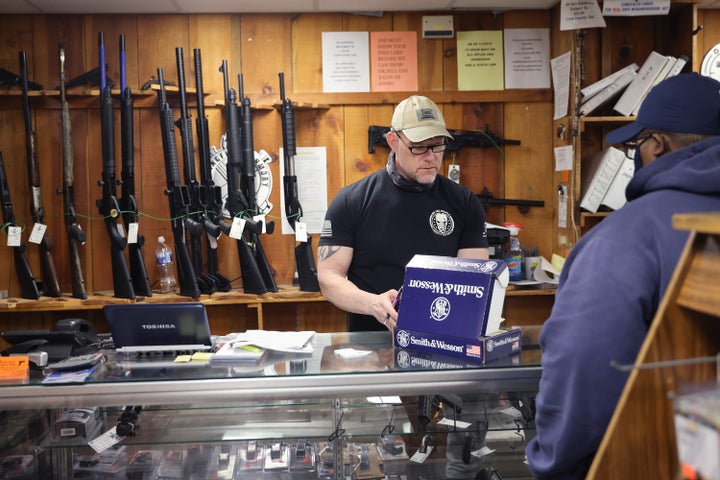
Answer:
[{"left": 103, "top": 303, "right": 213, "bottom": 354}]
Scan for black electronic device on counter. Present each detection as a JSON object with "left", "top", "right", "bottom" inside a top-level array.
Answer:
[{"left": 1, "top": 318, "right": 98, "bottom": 362}]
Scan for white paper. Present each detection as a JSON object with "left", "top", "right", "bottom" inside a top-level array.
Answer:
[
  {"left": 230, "top": 330, "right": 315, "bottom": 353},
  {"left": 322, "top": 31, "right": 370, "bottom": 93},
  {"left": 333, "top": 348, "right": 373, "bottom": 359},
  {"left": 551, "top": 51, "right": 572, "bottom": 120},
  {"left": 229, "top": 217, "right": 246, "bottom": 239},
  {"left": 295, "top": 221, "right": 308, "bottom": 243},
  {"left": 603, "top": 0, "right": 670, "bottom": 16},
  {"left": 503, "top": 28, "right": 551, "bottom": 89},
  {"left": 554, "top": 145, "right": 573, "bottom": 171},
  {"left": 558, "top": 184, "right": 568, "bottom": 229},
  {"left": 7, "top": 226, "right": 21, "bottom": 247},
  {"left": 88, "top": 427, "right": 122, "bottom": 454},
  {"left": 560, "top": 0, "right": 607, "bottom": 31},
  {"left": 28, "top": 223, "right": 46, "bottom": 244},
  {"left": 279, "top": 147, "right": 328, "bottom": 235},
  {"left": 127, "top": 222, "right": 139, "bottom": 244}
]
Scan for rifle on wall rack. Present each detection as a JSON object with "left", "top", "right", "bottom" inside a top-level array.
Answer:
[
  {"left": 95, "top": 32, "right": 135, "bottom": 299},
  {"left": 0, "top": 151, "right": 41, "bottom": 299},
  {"left": 219, "top": 59, "right": 270, "bottom": 294},
  {"left": 174, "top": 46, "right": 217, "bottom": 295},
  {"left": 367, "top": 125, "right": 521, "bottom": 155},
  {"left": 20, "top": 51, "right": 62, "bottom": 298},
  {"left": 119, "top": 35, "right": 152, "bottom": 297},
  {"left": 278, "top": 72, "right": 319, "bottom": 292},
  {"left": 193, "top": 48, "right": 231, "bottom": 292},
  {"left": 58, "top": 45, "right": 87, "bottom": 299},
  {"left": 156, "top": 67, "right": 201, "bottom": 298},
  {"left": 238, "top": 73, "right": 277, "bottom": 293}
]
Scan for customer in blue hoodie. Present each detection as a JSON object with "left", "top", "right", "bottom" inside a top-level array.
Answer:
[{"left": 526, "top": 72, "right": 720, "bottom": 479}]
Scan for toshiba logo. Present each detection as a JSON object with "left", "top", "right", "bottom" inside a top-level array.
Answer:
[{"left": 141, "top": 324, "right": 177, "bottom": 330}]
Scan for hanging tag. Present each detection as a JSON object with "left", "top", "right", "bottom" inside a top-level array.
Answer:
[
  {"left": 88, "top": 426, "right": 122, "bottom": 454},
  {"left": 127, "top": 223, "right": 139, "bottom": 244},
  {"left": 28, "top": 223, "right": 47, "bottom": 244},
  {"left": 295, "top": 222, "right": 308, "bottom": 243},
  {"left": 7, "top": 226, "right": 21, "bottom": 247},
  {"left": 448, "top": 164, "right": 460, "bottom": 184},
  {"left": 116, "top": 223, "right": 125, "bottom": 238},
  {"left": 229, "top": 217, "right": 246, "bottom": 240},
  {"left": 557, "top": 185, "right": 568, "bottom": 229},
  {"left": 253, "top": 215, "right": 267, "bottom": 234},
  {"left": 410, "top": 446, "right": 434, "bottom": 463},
  {"left": 206, "top": 231, "right": 218, "bottom": 249}
]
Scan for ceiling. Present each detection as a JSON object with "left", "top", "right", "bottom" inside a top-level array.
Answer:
[
  {"left": 0, "top": 0, "right": 561, "bottom": 14},
  {"left": 1, "top": 0, "right": 717, "bottom": 15}
]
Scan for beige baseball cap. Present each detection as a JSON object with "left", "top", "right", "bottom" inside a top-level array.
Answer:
[{"left": 391, "top": 95, "right": 453, "bottom": 142}]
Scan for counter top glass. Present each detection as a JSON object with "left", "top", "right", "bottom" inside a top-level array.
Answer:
[{"left": 0, "top": 331, "right": 541, "bottom": 409}]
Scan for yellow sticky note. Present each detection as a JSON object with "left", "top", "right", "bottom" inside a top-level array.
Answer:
[
  {"left": 174, "top": 355, "right": 192, "bottom": 363},
  {"left": 191, "top": 352, "right": 212, "bottom": 362}
]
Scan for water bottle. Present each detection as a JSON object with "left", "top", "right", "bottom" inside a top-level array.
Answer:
[
  {"left": 503, "top": 223, "right": 524, "bottom": 282},
  {"left": 155, "top": 236, "right": 177, "bottom": 293}
]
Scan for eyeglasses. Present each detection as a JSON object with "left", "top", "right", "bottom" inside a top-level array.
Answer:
[
  {"left": 621, "top": 133, "right": 653, "bottom": 159},
  {"left": 396, "top": 132, "right": 447, "bottom": 155}
]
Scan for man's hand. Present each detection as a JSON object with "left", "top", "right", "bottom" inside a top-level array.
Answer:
[{"left": 371, "top": 289, "right": 400, "bottom": 330}]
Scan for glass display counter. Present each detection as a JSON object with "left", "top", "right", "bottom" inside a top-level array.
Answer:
[{"left": 0, "top": 330, "right": 541, "bottom": 479}]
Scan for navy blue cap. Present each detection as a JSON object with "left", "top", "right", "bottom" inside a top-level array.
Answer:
[{"left": 606, "top": 73, "right": 720, "bottom": 145}]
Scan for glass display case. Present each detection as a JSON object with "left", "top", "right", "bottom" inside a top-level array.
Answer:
[{"left": 0, "top": 331, "right": 541, "bottom": 479}]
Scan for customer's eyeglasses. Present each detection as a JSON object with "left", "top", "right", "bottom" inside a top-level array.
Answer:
[
  {"left": 621, "top": 133, "right": 653, "bottom": 159},
  {"left": 396, "top": 133, "right": 447, "bottom": 155}
]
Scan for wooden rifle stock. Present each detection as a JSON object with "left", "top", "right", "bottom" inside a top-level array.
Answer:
[{"left": 20, "top": 50, "right": 61, "bottom": 297}]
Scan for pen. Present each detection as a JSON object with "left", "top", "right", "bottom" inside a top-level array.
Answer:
[{"left": 392, "top": 286, "right": 403, "bottom": 310}]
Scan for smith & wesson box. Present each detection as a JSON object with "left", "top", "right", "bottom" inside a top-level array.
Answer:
[{"left": 394, "top": 254, "right": 520, "bottom": 362}]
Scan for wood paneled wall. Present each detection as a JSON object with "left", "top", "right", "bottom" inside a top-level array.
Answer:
[{"left": 0, "top": 11, "right": 555, "bottom": 299}]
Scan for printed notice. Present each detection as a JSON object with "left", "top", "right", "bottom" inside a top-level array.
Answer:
[
  {"left": 560, "top": 0, "right": 607, "bottom": 31},
  {"left": 279, "top": 147, "right": 328, "bottom": 235},
  {"left": 551, "top": 50, "right": 572, "bottom": 120},
  {"left": 370, "top": 31, "right": 418, "bottom": 92},
  {"left": 504, "top": 28, "right": 551, "bottom": 89},
  {"left": 322, "top": 32, "right": 370, "bottom": 93},
  {"left": 603, "top": 0, "right": 670, "bottom": 16},
  {"left": 457, "top": 31, "right": 504, "bottom": 91}
]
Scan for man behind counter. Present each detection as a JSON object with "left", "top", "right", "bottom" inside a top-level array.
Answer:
[{"left": 317, "top": 95, "right": 489, "bottom": 332}]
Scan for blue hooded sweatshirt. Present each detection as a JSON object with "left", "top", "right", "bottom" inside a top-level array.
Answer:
[{"left": 526, "top": 136, "right": 720, "bottom": 479}]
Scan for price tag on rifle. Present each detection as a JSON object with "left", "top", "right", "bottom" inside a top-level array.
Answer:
[
  {"left": 127, "top": 222, "right": 139, "bottom": 244},
  {"left": 7, "top": 226, "right": 21, "bottom": 247},
  {"left": 28, "top": 223, "right": 47, "bottom": 244},
  {"left": 229, "top": 217, "right": 246, "bottom": 240},
  {"left": 295, "top": 222, "right": 308, "bottom": 243}
]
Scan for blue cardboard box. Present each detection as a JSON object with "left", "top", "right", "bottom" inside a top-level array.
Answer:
[
  {"left": 395, "top": 347, "right": 522, "bottom": 370},
  {"left": 394, "top": 254, "right": 517, "bottom": 362}
]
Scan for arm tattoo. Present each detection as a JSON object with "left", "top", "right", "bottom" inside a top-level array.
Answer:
[{"left": 318, "top": 245, "right": 341, "bottom": 262}]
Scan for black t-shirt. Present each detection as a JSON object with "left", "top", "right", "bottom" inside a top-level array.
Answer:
[{"left": 319, "top": 165, "right": 488, "bottom": 331}]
